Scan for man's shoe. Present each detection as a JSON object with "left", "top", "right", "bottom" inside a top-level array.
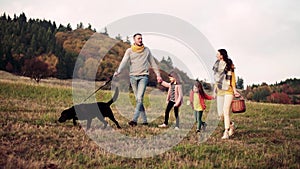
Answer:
[
  {"left": 142, "top": 122, "right": 149, "bottom": 125},
  {"left": 128, "top": 121, "right": 137, "bottom": 126}
]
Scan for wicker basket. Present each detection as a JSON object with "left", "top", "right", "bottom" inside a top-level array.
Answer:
[{"left": 231, "top": 96, "right": 246, "bottom": 113}]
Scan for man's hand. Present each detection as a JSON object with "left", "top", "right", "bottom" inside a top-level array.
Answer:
[{"left": 113, "top": 72, "right": 119, "bottom": 77}]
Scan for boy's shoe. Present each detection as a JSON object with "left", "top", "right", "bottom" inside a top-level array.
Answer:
[
  {"left": 196, "top": 129, "right": 201, "bottom": 133},
  {"left": 229, "top": 122, "right": 235, "bottom": 136},
  {"left": 202, "top": 122, "right": 207, "bottom": 131},
  {"left": 128, "top": 121, "right": 137, "bottom": 126},
  {"left": 158, "top": 123, "right": 167, "bottom": 128},
  {"left": 221, "top": 130, "right": 229, "bottom": 139},
  {"left": 142, "top": 122, "right": 149, "bottom": 125},
  {"left": 174, "top": 127, "right": 179, "bottom": 130}
]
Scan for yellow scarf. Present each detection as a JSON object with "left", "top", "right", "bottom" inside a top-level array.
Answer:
[{"left": 131, "top": 44, "right": 145, "bottom": 53}]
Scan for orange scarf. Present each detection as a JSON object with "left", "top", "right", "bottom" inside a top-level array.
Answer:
[{"left": 131, "top": 44, "right": 145, "bottom": 53}]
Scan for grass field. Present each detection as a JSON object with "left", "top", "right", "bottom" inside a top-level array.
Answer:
[{"left": 0, "top": 72, "right": 299, "bottom": 169}]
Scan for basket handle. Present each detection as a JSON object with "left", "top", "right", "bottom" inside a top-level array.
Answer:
[{"left": 234, "top": 94, "right": 244, "bottom": 100}]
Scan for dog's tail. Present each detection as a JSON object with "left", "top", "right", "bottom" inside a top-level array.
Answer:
[{"left": 107, "top": 87, "right": 119, "bottom": 105}]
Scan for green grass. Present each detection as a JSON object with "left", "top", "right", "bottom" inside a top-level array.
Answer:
[{"left": 0, "top": 76, "right": 299, "bottom": 169}]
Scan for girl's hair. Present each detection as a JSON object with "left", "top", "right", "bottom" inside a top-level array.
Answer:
[
  {"left": 168, "top": 71, "right": 181, "bottom": 84},
  {"left": 218, "top": 49, "right": 235, "bottom": 72},
  {"left": 194, "top": 79, "right": 206, "bottom": 97}
]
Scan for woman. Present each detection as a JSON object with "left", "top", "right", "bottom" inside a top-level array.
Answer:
[{"left": 213, "top": 49, "right": 240, "bottom": 139}]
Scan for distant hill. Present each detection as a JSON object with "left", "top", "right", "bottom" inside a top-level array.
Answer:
[
  {"left": 244, "top": 78, "right": 300, "bottom": 104},
  {"left": 55, "top": 28, "right": 130, "bottom": 81},
  {"left": 0, "top": 12, "right": 199, "bottom": 93}
]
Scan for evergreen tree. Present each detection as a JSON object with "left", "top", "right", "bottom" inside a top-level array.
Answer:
[
  {"left": 101, "top": 27, "right": 108, "bottom": 36},
  {"left": 18, "top": 12, "right": 27, "bottom": 23},
  {"left": 66, "top": 23, "right": 72, "bottom": 31},
  {"left": 237, "top": 76, "right": 244, "bottom": 89},
  {"left": 64, "top": 52, "right": 77, "bottom": 78},
  {"left": 87, "top": 23, "right": 92, "bottom": 30},
  {"left": 0, "top": 13, "right": 66, "bottom": 78},
  {"left": 30, "top": 34, "right": 37, "bottom": 52},
  {"left": 52, "top": 21, "right": 57, "bottom": 31},
  {"left": 58, "top": 24, "right": 67, "bottom": 32},
  {"left": 115, "top": 34, "right": 122, "bottom": 41},
  {"left": 167, "top": 56, "right": 173, "bottom": 67},
  {"left": 77, "top": 22, "right": 83, "bottom": 29},
  {"left": 1, "top": 12, "right": 7, "bottom": 20},
  {"left": 125, "top": 36, "right": 131, "bottom": 45}
]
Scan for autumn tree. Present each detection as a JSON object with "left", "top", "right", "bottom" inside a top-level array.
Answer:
[
  {"left": 252, "top": 83, "right": 272, "bottom": 102},
  {"left": 267, "top": 92, "right": 291, "bottom": 104},
  {"left": 77, "top": 57, "right": 99, "bottom": 80},
  {"left": 22, "top": 54, "right": 58, "bottom": 82},
  {"left": 22, "top": 57, "right": 48, "bottom": 83}
]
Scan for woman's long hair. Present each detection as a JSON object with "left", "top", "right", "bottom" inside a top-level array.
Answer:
[{"left": 218, "top": 49, "right": 235, "bottom": 72}]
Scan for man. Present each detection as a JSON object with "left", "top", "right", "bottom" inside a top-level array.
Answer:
[{"left": 114, "top": 33, "right": 162, "bottom": 126}]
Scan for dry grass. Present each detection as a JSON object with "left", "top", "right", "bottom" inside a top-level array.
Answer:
[{"left": 0, "top": 71, "right": 299, "bottom": 168}]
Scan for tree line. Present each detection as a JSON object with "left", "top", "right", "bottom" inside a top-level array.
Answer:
[
  {"left": 0, "top": 12, "right": 76, "bottom": 80},
  {"left": 0, "top": 13, "right": 193, "bottom": 86},
  {"left": 0, "top": 13, "right": 130, "bottom": 82},
  {"left": 1, "top": 13, "right": 298, "bottom": 104},
  {"left": 243, "top": 78, "right": 300, "bottom": 104}
]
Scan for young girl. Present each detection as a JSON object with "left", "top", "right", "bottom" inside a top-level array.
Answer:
[
  {"left": 189, "top": 80, "right": 214, "bottom": 132},
  {"left": 158, "top": 71, "right": 183, "bottom": 129}
]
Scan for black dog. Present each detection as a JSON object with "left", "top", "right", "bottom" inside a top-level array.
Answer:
[{"left": 58, "top": 87, "right": 121, "bottom": 129}]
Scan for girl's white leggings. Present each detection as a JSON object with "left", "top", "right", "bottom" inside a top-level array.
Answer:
[{"left": 217, "top": 94, "right": 234, "bottom": 129}]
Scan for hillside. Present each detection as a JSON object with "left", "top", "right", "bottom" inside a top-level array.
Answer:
[
  {"left": 0, "top": 13, "right": 195, "bottom": 88},
  {"left": 55, "top": 28, "right": 131, "bottom": 81}
]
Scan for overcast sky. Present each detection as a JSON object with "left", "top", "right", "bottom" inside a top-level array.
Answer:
[{"left": 1, "top": 0, "right": 299, "bottom": 86}]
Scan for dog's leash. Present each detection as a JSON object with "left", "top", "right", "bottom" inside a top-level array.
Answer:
[{"left": 82, "top": 75, "right": 113, "bottom": 102}]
